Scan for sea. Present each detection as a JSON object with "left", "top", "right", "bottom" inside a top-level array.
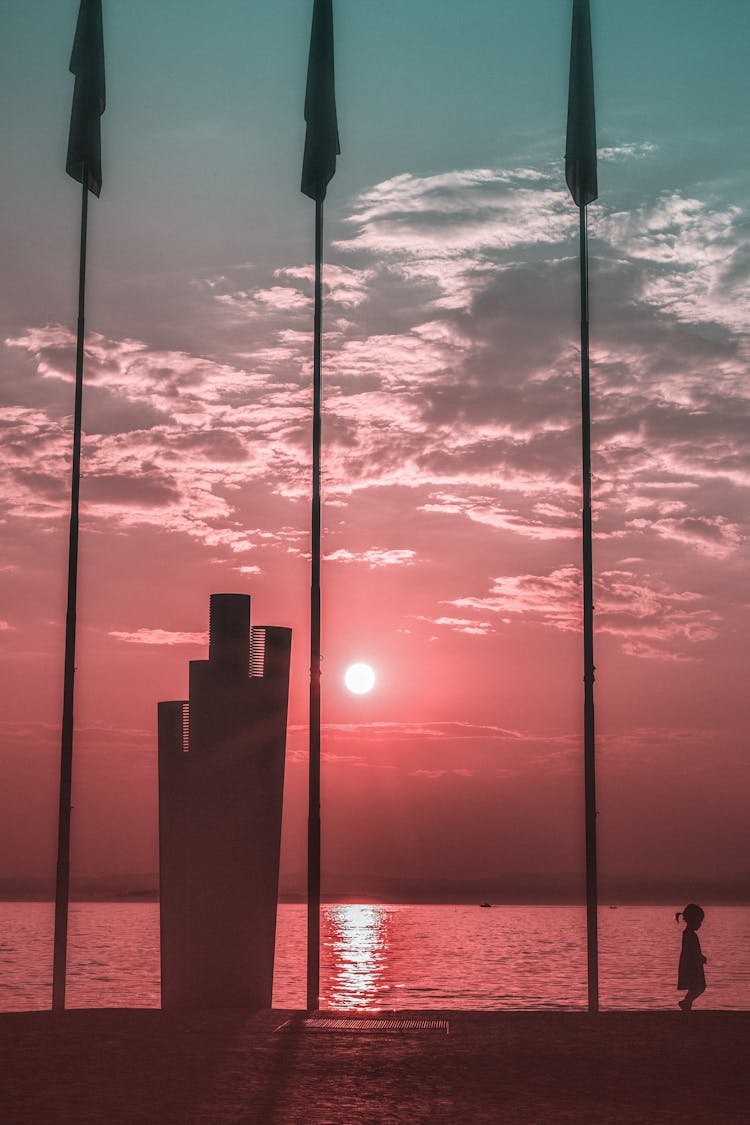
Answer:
[{"left": 1, "top": 902, "right": 748, "bottom": 1012}]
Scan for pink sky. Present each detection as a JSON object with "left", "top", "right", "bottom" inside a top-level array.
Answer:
[{"left": 1, "top": 3, "right": 748, "bottom": 900}]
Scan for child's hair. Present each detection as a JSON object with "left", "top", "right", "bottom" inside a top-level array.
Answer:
[{"left": 675, "top": 903, "right": 705, "bottom": 926}]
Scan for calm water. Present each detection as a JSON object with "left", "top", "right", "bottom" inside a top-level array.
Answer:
[{"left": 1, "top": 902, "right": 748, "bottom": 1012}]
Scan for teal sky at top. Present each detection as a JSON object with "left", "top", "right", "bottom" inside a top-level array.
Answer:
[{"left": 1, "top": 0, "right": 748, "bottom": 325}]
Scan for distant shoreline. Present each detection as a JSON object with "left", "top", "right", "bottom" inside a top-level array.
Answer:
[
  {"left": 4, "top": 870, "right": 748, "bottom": 907},
  {"left": 3, "top": 872, "right": 748, "bottom": 906},
  {"left": 3, "top": 893, "right": 750, "bottom": 906}
]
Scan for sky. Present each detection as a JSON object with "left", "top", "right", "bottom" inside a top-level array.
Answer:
[{"left": 1, "top": 0, "right": 748, "bottom": 900}]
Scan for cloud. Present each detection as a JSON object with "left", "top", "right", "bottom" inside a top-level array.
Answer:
[
  {"left": 216, "top": 284, "right": 309, "bottom": 317},
  {"left": 2, "top": 326, "right": 312, "bottom": 553},
  {"left": 3, "top": 146, "right": 748, "bottom": 673},
  {"left": 417, "top": 616, "right": 494, "bottom": 637},
  {"left": 325, "top": 547, "right": 416, "bottom": 567},
  {"left": 336, "top": 167, "right": 574, "bottom": 310},
  {"left": 451, "top": 564, "right": 721, "bottom": 660},
  {"left": 452, "top": 567, "right": 581, "bottom": 632},
  {"left": 305, "top": 721, "right": 539, "bottom": 744},
  {"left": 110, "top": 629, "right": 208, "bottom": 646},
  {"left": 596, "top": 191, "right": 750, "bottom": 334},
  {"left": 409, "top": 768, "right": 475, "bottom": 780},
  {"left": 598, "top": 142, "right": 659, "bottom": 162},
  {"left": 420, "top": 493, "right": 579, "bottom": 540},
  {"left": 627, "top": 515, "right": 744, "bottom": 559},
  {"left": 277, "top": 264, "right": 375, "bottom": 309}
]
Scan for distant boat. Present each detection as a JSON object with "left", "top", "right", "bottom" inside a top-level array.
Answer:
[
  {"left": 609, "top": 905, "right": 618, "bottom": 910},
  {"left": 480, "top": 902, "right": 492, "bottom": 908}
]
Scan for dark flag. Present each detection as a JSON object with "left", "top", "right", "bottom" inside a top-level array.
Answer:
[
  {"left": 565, "top": 0, "right": 597, "bottom": 207},
  {"left": 301, "top": 0, "right": 339, "bottom": 202},
  {"left": 66, "top": 0, "right": 106, "bottom": 197}
]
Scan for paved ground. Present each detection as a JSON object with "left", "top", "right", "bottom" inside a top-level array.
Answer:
[{"left": 1, "top": 1008, "right": 748, "bottom": 1123}]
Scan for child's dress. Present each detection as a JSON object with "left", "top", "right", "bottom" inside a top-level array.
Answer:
[{"left": 677, "top": 928, "right": 706, "bottom": 991}]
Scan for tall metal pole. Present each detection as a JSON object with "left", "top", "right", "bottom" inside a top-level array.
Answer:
[
  {"left": 307, "top": 197, "right": 323, "bottom": 1011},
  {"left": 53, "top": 173, "right": 89, "bottom": 1011},
  {"left": 579, "top": 200, "right": 599, "bottom": 1012}
]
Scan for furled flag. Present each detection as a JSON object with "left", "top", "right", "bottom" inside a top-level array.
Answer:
[
  {"left": 66, "top": 0, "right": 106, "bottom": 197},
  {"left": 565, "top": 0, "right": 597, "bottom": 207},
  {"left": 301, "top": 0, "right": 339, "bottom": 202}
]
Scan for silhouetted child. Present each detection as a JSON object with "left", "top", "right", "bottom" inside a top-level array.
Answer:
[{"left": 675, "top": 903, "right": 707, "bottom": 1010}]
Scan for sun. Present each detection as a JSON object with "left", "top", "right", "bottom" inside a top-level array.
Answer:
[{"left": 344, "top": 662, "right": 376, "bottom": 695}]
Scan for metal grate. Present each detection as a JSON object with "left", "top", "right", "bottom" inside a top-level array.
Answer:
[
  {"left": 181, "top": 703, "right": 190, "bottom": 752},
  {"left": 249, "top": 626, "right": 266, "bottom": 677},
  {"left": 277, "top": 1017, "right": 449, "bottom": 1035}
]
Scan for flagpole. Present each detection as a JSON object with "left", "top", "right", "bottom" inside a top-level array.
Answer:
[
  {"left": 566, "top": 0, "right": 599, "bottom": 1014},
  {"left": 307, "top": 197, "right": 323, "bottom": 1011},
  {"left": 578, "top": 197, "right": 599, "bottom": 1013},
  {"left": 52, "top": 172, "right": 89, "bottom": 1011},
  {"left": 301, "top": 0, "right": 337, "bottom": 1013}
]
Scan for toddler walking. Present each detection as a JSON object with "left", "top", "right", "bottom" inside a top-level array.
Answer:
[{"left": 676, "top": 903, "right": 707, "bottom": 1010}]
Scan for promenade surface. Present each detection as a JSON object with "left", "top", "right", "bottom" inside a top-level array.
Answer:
[{"left": 1, "top": 1008, "right": 748, "bottom": 1123}]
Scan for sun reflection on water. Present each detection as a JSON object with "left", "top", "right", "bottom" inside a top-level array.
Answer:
[{"left": 322, "top": 904, "right": 390, "bottom": 1010}]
